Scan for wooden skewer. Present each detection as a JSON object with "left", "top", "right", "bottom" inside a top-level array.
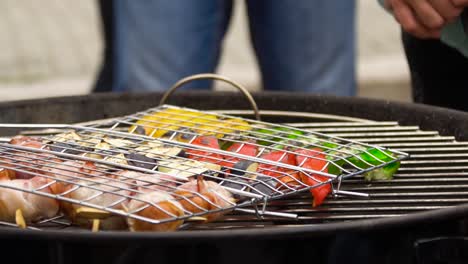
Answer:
[
  {"left": 121, "top": 203, "right": 128, "bottom": 213},
  {"left": 15, "top": 209, "right": 26, "bottom": 229},
  {"left": 75, "top": 207, "right": 111, "bottom": 219},
  {"left": 186, "top": 216, "right": 208, "bottom": 222},
  {"left": 92, "top": 219, "right": 100, "bottom": 232}
]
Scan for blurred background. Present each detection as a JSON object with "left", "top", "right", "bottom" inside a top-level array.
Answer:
[{"left": 0, "top": 0, "right": 411, "bottom": 102}]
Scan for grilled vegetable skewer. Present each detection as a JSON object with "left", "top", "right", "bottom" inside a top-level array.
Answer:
[{"left": 60, "top": 177, "right": 132, "bottom": 230}]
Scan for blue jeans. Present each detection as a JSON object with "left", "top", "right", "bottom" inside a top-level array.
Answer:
[{"left": 113, "top": 0, "right": 356, "bottom": 96}]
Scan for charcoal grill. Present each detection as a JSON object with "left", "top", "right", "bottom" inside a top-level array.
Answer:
[{"left": 2, "top": 77, "right": 468, "bottom": 264}]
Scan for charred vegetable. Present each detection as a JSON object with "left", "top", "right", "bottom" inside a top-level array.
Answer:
[
  {"left": 157, "top": 160, "right": 220, "bottom": 180},
  {"left": 49, "top": 142, "right": 89, "bottom": 155},
  {"left": 250, "top": 176, "right": 278, "bottom": 196},
  {"left": 125, "top": 153, "right": 158, "bottom": 170},
  {"left": 220, "top": 177, "right": 251, "bottom": 195},
  {"left": 136, "top": 142, "right": 185, "bottom": 159},
  {"left": 230, "top": 160, "right": 258, "bottom": 178},
  {"left": 220, "top": 141, "right": 258, "bottom": 176},
  {"left": 106, "top": 153, "right": 129, "bottom": 166}
]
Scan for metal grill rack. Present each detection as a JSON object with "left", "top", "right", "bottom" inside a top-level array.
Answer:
[
  {"left": 93, "top": 104, "right": 407, "bottom": 179},
  {"left": 0, "top": 105, "right": 407, "bottom": 231},
  {"left": 51, "top": 105, "right": 407, "bottom": 195}
]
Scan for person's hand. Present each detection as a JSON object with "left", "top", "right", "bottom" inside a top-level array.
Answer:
[{"left": 384, "top": 0, "right": 467, "bottom": 39}]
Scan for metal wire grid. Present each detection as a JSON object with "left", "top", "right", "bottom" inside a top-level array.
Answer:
[
  {"left": 0, "top": 105, "right": 408, "bottom": 229},
  {"left": 38, "top": 120, "right": 407, "bottom": 200},
  {"left": 37, "top": 127, "right": 325, "bottom": 198},
  {"left": 89, "top": 104, "right": 408, "bottom": 181}
]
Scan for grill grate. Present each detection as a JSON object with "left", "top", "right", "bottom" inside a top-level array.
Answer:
[
  {"left": 0, "top": 106, "right": 408, "bottom": 231},
  {"left": 1, "top": 114, "right": 466, "bottom": 231}
]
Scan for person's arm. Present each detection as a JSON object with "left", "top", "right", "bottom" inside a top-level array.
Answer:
[{"left": 378, "top": 0, "right": 468, "bottom": 57}]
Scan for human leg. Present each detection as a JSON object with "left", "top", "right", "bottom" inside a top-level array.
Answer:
[
  {"left": 92, "top": 0, "right": 115, "bottom": 93},
  {"left": 113, "top": 0, "right": 233, "bottom": 92},
  {"left": 246, "top": 0, "right": 356, "bottom": 96}
]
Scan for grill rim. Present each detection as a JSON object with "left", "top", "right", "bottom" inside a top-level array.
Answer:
[
  {"left": 2, "top": 202, "right": 468, "bottom": 242},
  {"left": 2, "top": 91, "right": 468, "bottom": 140},
  {"left": 1, "top": 91, "right": 468, "bottom": 239}
]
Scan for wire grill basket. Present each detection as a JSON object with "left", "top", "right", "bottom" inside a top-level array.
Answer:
[{"left": 0, "top": 74, "right": 408, "bottom": 231}]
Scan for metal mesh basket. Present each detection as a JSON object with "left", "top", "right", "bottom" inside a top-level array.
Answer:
[{"left": 0, "top": 74, "right": 409, "bottom": 231}]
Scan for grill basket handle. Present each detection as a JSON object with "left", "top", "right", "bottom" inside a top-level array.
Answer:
[{"left": 159, "top": 73, "right": 261, "bottom": 121}]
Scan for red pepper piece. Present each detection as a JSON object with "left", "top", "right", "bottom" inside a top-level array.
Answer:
[
  {"left": 186, "top": 136, "right": 223, "bottom": 164},
  {"left": 220, "top": 142, "right": 258, "bottom": 169},
  {"left": 257, "top": 150, "right": 296, "bottom": 178},
  {"left": 295, "top": 148, "right": 331, "bottom": 207},
  {"left": 275, "top": 169, "right": 302, "bottom": 189},
  {"left": 227, "top": 142, "right": 258, "bottom": 156}
]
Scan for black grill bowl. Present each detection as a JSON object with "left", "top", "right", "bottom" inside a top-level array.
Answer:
[{"left": 2, "top": 91, "right": 468, "bottom": 264}]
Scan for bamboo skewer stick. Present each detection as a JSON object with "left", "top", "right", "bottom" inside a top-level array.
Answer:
[
  {"left": 92, "top": 219, "right": 100, "bottom": 232},
  {"left": 15, "top": 209, "right": 26, "bottom": 229}
]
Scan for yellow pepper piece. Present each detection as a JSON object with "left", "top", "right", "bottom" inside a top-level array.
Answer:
[
  {"left": 128, "top": 112, "right": 171, "bottom": 135},
  {"left": 192, "top": 119, "right": 220, "bottom": 135},
  {"left": 150, "top": 125, "right": 180, "bottom": 138},
  {"left": 225, "top": 118, "right": 252, "bottom": 132},
  {"left": 129, "top": 108, "right": 252, "bottom": 139}
]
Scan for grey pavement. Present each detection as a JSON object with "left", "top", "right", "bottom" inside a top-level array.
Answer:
[{"left": 0, "top": 0, "right": 411, "bottom": 103}]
